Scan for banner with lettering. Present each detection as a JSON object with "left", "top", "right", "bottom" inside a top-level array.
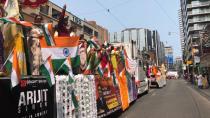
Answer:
[
  {"left": 0, "top": 77, "right": 54, "bottom": 118},
  {"left": 95, "top": 75, "right": 121, "bottom": 118}
]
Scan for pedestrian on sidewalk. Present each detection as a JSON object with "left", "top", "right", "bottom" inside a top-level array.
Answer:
[
  {"left": 198, "top": 74, "right": 203, "bottom": 89},
  {"left": 194, "top": 74, "right": 198, "bottom": 86},
  {"left": 202, "top": 74, "right": 209, "bottom": 89}
]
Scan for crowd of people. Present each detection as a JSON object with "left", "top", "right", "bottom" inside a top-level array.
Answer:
[{"left": 184, "top": 73, "right": 209, "bottom": 89}]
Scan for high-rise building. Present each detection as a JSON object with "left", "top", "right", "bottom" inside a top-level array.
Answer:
[
  {"left": 165, "top": 46, "right": 174, "bottom": 69},
  {"left": 110, "top": 28, "right": 165, "bottom": 66},
  {"left": 179, "top": 9, "right": 185, "bottom": 55},
  {"left": 175, "top": 57, "right": 183, "bottom": 73},
  {"left": 180, "top": 0, "right": 210, "bottom": 63}
]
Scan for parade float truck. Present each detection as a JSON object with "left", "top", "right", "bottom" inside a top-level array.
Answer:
[{"left": 149, "top": 64, "right": 166, "bottom": 88}]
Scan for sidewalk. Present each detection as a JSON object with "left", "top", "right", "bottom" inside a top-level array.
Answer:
[{"left": 188, "top": 81, "right": 210, "bottom": 101}]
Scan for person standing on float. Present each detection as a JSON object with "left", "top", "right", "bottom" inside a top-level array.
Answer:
[
  {"left": 28, "top": 15, "right": 44, "bottom": 75},
  {"left": 56, "top": 4, "right": 71, "bottom": 37}
]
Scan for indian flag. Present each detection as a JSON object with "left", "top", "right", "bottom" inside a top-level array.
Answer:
[
  {"left": 84, "top": 51, "right": 100, "bottom": 75},
  {"left": 42, "top": 23, "right": 55, "bottom": 46},
  {"left": 59, "top": 56, "right": 74, "bottom": 77},
  {"left": 87, "top": 39, "right": 100, "bottom": 49},
  {"left": 11, "top": 49, "right": 21, "bottom": 88},
  {"left": 97, "top": 64, "right": 103, "bottom": 78},
  {"left": 71, "top": 90, "right": 79, "bottom": 110},
  {"left": 0, "top": 17, "right": 33, "bottom": 27},
  {"left": 40, "top": 56, "right": 55, "bottom": 87},
  {"left": 40, "top": 36, "right": 80, "bottom": 74},
  {"left": 5, "top": 33, "right": 27, "bottom": 76}
]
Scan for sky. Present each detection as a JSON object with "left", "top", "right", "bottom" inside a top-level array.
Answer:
[{"left": 51, "top": 0, "right": 181, "bottom": 58}]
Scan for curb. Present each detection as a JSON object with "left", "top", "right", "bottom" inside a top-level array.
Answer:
[{"left": 188, "top": 83, "right": 210, "bottom": 101}]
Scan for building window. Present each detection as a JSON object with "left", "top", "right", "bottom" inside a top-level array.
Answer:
[
  {"left": 84, "top": 25, "right": 93, "bottom": 36},
  {"left": 94, "top": 31, "right": 98, "bottom": 38},
  {"left": 52, "top": 8, "right": 60, "bottom": 20},
  {"left": 40, "top": 5, "right": 49, "bottom": 15}
]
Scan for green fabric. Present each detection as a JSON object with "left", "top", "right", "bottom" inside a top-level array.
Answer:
[
  {"left": 52, "top": 56, "right": 80, "bottom": 75},
  {"left": 68, "top": 75, "right": 74, "bottom": 84},
  {"left": 40, "top": 64, "right": 53, "bottom": 87},
  {"left": 41, "top": 25, "right": 52, "bottom": 46},
  {"left": 5, "top": 60, "right": 12, "bottom": 73},
  {"left": 71, "top": 91, "right": 79, "bottom": 109},
  {"left": 97, "top": 67, "right": 103, "bottom": 78}
]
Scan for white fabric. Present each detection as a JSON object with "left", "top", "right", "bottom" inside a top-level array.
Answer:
[
  {"left": 198, "top": 75, "right": 203, "bottom": 86},
  {"left": 41, "top": 47, "right": 78, "bottom": 60}
]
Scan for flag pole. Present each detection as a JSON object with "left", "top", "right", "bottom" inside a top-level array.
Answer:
[
  {"left": 55, "top": 57, "right": 68, "bottom": 75},
  {"left": 0, "top": 48, "right": 14, "bottom": 71}
]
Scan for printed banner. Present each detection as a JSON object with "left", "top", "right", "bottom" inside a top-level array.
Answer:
[
  {"left": 95, "top": 75, "right": 121, "bottom": 118},
  {"left": 74, "top": 74, "right": 97, "bottom": 118},
  {"left": 0, "top": 77, "right": 54, "bottom": 118},
  {"left": 125, "top": 71, "right": 137, "bottom": 103},
  {"left": 56, "top": 75, "right": 97, "bottom": 118},
  {"left": 56, "top": 75, "right": 75, "bottom": 118}
]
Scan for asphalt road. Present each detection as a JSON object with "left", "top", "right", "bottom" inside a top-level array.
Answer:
[{"left": 118, "top": 79, "right": 210, "bottom": 118}]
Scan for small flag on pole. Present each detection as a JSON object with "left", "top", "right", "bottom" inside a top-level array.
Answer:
[
  {"left": 40, "top": 56, "right": 55, "bottom": 87},
  {"left": 11, "top": 48, "right": 21, "bottom": 88}
]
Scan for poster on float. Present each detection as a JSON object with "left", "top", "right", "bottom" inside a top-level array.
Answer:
[
  {"left": 95, "top": 75, "right": 121, "bottom": 118},
  {"left": 0, "top": 77, "right": 54, "bottom": 118}
]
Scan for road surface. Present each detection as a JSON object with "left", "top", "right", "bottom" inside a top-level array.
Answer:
[{"left": 118, "top": 79, "right": 210, "bottom": 118}]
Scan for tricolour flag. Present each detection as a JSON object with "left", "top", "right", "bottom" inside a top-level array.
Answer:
[
  {"left": 97, "top": 65, "right": 103, "bottom": 78},
  {"left": 11, "top": 48, "right": 21, "bottom": 88},
  {"left": 0, "top": 17, "right": 33, "bottom": 27},
  {"left": 58, "top": 56, "right": 74, "bottom": 78},
  {"left": 42, "top": 23, "right": 55, "bottom": 46},
  {"left": 5, "top": 33, "right": 27, "bottom": 76},
  {"left": 40, "top": 36, "right": 80, "bottom": 74},
  {"left": 84, "top": 51, "right": 100, "bottom": 75},
  {"left": 71, "top": 90, "right": 79, "bottom": 109},
  {"left": 87, "top": 37, "right": 100, "bottom": 49},
  {"left": 40, "top": 56, "right": 55, "bottom": 87}
]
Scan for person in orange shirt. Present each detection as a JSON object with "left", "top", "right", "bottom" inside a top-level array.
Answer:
[{"left": 152, "top": 66, "right": 158, "bottom": 76}]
